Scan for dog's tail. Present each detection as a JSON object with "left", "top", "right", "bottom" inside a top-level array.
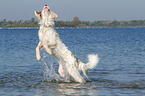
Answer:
[
  {"left": 86, "top": 54, "right": 99, "bottom": 70},
  {"left": 80, "top": 54, "right": 99, "bottom": 79}
]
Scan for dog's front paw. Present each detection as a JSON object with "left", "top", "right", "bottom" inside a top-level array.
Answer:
[{"left": 36, "top": 54, "right": 41, "bottom": 61}]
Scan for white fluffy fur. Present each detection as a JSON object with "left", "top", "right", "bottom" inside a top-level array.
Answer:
[
  {"left": 86, "top": 54, "right": 99, "bottom": 69},
  {"left": 35, "top": 5, "right": 99, "bottom": 83}
]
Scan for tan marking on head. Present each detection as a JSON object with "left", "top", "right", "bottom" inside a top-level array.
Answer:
[{"left": 34, "top": 11, "right": 42, "bottom": 19}]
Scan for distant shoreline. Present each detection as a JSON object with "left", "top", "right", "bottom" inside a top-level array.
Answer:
[
  {"left": 1, "top": 26, "right": 145, "bottom": 29},
  {"left": 1, "top": 17, "right": 145, "bottom": 28}
]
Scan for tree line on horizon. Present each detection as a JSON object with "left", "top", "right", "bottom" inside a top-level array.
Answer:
[{"left": 1, "top": 17, "right": 145, "bottom": 28}]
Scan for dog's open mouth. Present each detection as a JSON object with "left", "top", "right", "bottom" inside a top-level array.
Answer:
[{"left": 44, "top": 5, "right": 50, "bottom": 12}]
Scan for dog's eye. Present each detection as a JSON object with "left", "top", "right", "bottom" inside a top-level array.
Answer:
[{"left": 37, "top": 12, "right": 42, "bottom": 18}]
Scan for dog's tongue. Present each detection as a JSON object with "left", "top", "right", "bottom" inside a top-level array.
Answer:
[{"left": 44, "top": 5, "right": 49, "bottom": 11}]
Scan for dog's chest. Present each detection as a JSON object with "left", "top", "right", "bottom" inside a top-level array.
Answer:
[{"left": 38, "top": 27, "right": 56, "bottom": 42}]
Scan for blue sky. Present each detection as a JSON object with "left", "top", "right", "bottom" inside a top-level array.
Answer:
[{"left": 0, "top": 0, "right": 145, "bottom": 21}]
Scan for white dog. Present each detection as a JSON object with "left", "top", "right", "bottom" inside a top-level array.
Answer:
[{"left": 35, "top": 5, "right": 99, "bottom": 83}]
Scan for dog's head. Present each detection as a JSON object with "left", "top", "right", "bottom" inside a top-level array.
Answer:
[{"left": 35, "top": 5, "right": 56, "bottom": 26}]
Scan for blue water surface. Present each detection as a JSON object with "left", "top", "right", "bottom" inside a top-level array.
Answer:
[{"left": 0, "top": 27, "right": 145, "bottom": 96}]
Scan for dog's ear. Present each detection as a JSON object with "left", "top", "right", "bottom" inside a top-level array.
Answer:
[{"left": 34, "top": 11, "right": 41, "bottom": 19}]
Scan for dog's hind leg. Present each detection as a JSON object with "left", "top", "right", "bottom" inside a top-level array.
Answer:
[
  {"left": 58, "top": 60, "right": 65, "bottom": 77},
  {"left": 36, "top": 42, "right": 43, "bottom": 60},
  {"left": 68, "top": 66, "right": 86, "bottom": 83}
]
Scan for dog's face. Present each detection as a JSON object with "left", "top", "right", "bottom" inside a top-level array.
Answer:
[
  {"left": 35, "top": 5, "right": 51, "bottom": 20},
  {"left": 35, "top": 5, "right": 57, "bottom": 26}
]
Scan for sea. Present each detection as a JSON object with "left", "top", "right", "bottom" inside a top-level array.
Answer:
[{"left": 0, "top": 27, "right": 145, "bottom": 96}]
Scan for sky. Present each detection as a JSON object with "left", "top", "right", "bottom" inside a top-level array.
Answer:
[{"left": 0, "top": 0, "right": 145, "bottom": 21}]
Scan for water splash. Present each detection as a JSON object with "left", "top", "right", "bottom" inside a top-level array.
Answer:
[
  {"left": 41, "top": 52, "right": 62, "bottom": 82},
  {"left": 41, "top": 49, "right": 71, "bottom": 82}
]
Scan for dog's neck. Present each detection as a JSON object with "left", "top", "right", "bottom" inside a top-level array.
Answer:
[
  {"left": 40, "top": 18, "right": 54, "bottom": 28},
  {"left": 40, "top": 24, "right": 53, "bottom": 28},
  {"left": 39, "top": 18, "right": 54, "bottom": 28}
]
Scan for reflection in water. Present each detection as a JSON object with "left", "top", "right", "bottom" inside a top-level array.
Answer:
[
  {"left": 35, "top": 82, "right": 99, "bottom": 96},
  {"left": 58, "top": 83, "right": 86, "bottom": 95},
  {"left": 35, "top": 78, "right": 145, "bottom": 96},
  {"left": 58, "top": 83, "right": 99, "bottom": 95}
]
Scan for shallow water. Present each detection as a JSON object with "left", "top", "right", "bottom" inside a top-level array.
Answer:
[{"left": 0, "top": 28, "right": 145, "bottom": 95}]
